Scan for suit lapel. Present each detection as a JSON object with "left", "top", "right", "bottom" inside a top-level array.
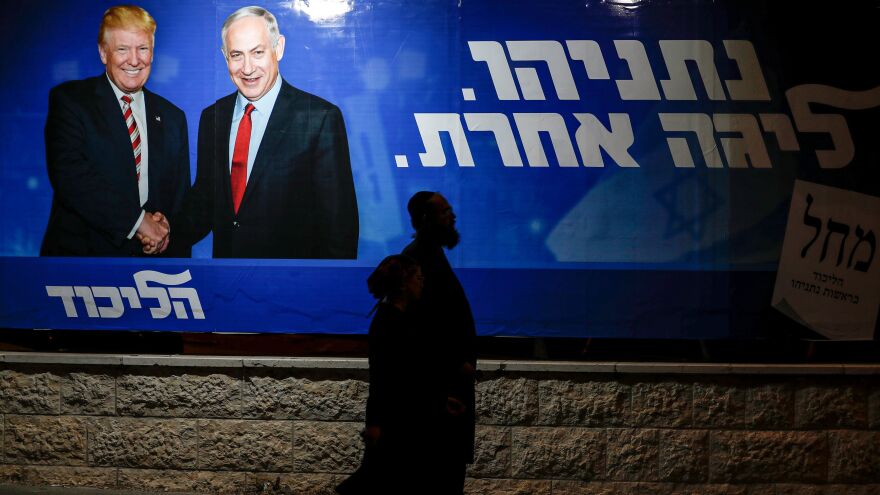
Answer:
[
  {"left": 216, "top": 96, "right": 236, "bottom": 215},
  {"left": 238, "top": 82, "right": 296, "bottom": 212},
  {"left": 143, "top": 89, "right": 163, "bottom": 209},
  {"left": 94, "top": 76, "right": 139, "bottom": 195}
]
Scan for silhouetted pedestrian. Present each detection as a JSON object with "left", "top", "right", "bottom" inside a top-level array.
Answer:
[{"left": 402, "top": 191, "right": 476, "bottom": 494}]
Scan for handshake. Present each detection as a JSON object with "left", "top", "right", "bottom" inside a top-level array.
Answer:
[{"left": 135, "top": 211, "right": 171, "bottom": 255}]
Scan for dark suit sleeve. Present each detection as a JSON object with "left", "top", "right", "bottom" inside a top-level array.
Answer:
[
  {"left": 44, "top": 86, "right": 142, "bottom": 247},
  {"left": 162, "top": 109, "right": 192, "bottom": 258},
  {"left": 313, "top": 105, "right": 358, "bottom": 259},
  {"left": 176, "top": 106, "right": 216, "bottom": 248}
]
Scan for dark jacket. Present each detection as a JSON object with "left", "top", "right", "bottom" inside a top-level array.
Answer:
[
  {"left": 403, "top": 236, "right": 477, "bottom": 463},
  {"left": 178, "top": 80, "right": 358, "bottom": 259},
  {"left": 41, "top": 75, "right": 190, "bottom": 256}
]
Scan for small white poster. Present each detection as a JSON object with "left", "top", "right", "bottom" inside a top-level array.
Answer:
[{"left": 772, "top": 180, "right": 879, "bottom": 340}]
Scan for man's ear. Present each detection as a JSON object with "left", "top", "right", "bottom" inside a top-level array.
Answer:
[
  {"left": 275, "top": 35, "right": 286, "bottom": 61},
  {"left": 98, "top": 43, "right": 108, "bottom": 65}
]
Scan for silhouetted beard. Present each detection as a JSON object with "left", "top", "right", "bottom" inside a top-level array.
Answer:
[
  {"left": 420, "top": 222, "right": 460, "bottom": 249},
  {"left": 441, "top": 225, "right": 460, "bottom": 249}
]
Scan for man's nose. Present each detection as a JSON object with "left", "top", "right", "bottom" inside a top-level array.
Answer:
[{"left": 242, "top": 56, "right": 255, "bottom": 74}]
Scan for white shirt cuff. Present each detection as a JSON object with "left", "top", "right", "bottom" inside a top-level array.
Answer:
[{"left": 127, "top": 210, "right": 146, "bottom": 239}]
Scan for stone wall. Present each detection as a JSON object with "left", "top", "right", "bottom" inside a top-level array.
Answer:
[{"left": 1, "top": 354, "right": 878, "bottom": 494}]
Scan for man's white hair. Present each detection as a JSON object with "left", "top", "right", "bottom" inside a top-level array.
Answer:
[{"left": 221, "top": 6, "right": 281, "bottom": 57}]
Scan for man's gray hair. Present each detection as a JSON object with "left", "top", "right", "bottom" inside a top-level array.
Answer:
[{"left": 221, "top": 6, "right": 281, "bottom": 57}]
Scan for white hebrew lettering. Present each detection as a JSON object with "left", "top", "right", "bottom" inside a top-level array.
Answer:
[
  {"left": 134, "top": 270, "right": 202, "bottom": 319},
  {"left": 414, "top": 114, "right": 475, "bottom": 167},
  {"left": 513, "top": 113, "right": 579, "bottom": 167},
  {"left": 46, "top": 286, "right": 78, "bottom": 317},
  {"left": 786, "top": 84, "right": 880, "bottom": 168},
  {"left": 73, "top": 286, "right": 99, "bottom": 318},
  {"left": 723, "top": 40, "right": 770, "bottom": 101},
  {"left": 659, "top": 40, "right": 726, "bottom": 100},
  {"left": 759, "top": 114, "right": 800, "bottom": 151},
  {"left": 566, "top": 40, "right": 610, "bottom": 80},
  {"left": 614, "top": 40, "right": 661, "bottom": 101},
  {"left": 573, "top": 113, "right": 638, "bottom": 168},
  {"left": 468, "top": 41, "right": 520, "bottom": 100},
  {"left": 464, "top": 113, "right": 524, "bottom": 167},
  {"left": 659, "top": 113, "right": 723, "bottom": 168},
  {"left": 91, "top": 286, "right": 124, "bottom": 318},
  {"left": 168, "top": 287, "right": 205, "bottom": 320},
  {"left": 507, "top": 41, "right": 580, "bottom": 100},
  {"left": 713, "top": 114, "right": 771, "bottom": 168},
  {"left": 46, "top": 270, "right": 205, "bottom": 320}
]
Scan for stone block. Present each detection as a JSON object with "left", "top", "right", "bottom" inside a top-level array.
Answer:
[
  {"left": 606, "top": 428, "right": 658, "bottom": 481},
  {"left": 538, "top": 380, "right": 629, "bottom": 426},
  {"left": 658, "top": 429, "right": 708, "bottom": 482},
  {"left": 699, "top": 485, "right": 777, "bottom": 495},
  {"left": 118, "top": 468, "right": 249, "bottom": 494},
  {"left": 293, "top": 421, "right": 363, "bottom": 473},
  {"left": 745, "top": 382, "right": 794, "bottom": 429},
  {"left": 693, "top": 382, "right": 745, "bottom": 428},
  {"left": 476, "top": 376, "right": 538, "bottom": 426},
  {"left": 828, "top": 430, "right": 880, "bottom": 482},
  {"left": 821, "top": 485, "right": 880, "bottom": 495},
  {"left": 248, "top": 472, "right": 345, "bottom": 495},
  {"left": 198, "top": 419, "right": 293, "bottom": 471},
  {"left": 710, "top": 431, "right": 827, "bottom": 483},
  {"left": 464, "top": 478, "right": 551, "bottom": 495},
  {"left": 87, "top": 417, "right": 197, "bottom": 469},
  {"left": 0, "top": 465, "right": 116, "bottom": 488},
  {"left": 550, "top": 481, "right": 684, "bottom": 495},
  {"left": 3, "top": 415, "right": 86, "bottom": 465},
  {"left": 588, "top": 484, "right": 771, "bottom": 495},
  {"left": 0, "top": 370, "right": 59, "bottom": 414},
  {"left": 866, "top": 385, "right": 879, "bottom": 429},
  {"left": 511, "top": 427, "right": 604, "bottom": 479},
  {"left": 631, "top": 381, "right": 692, "bottom": 428},
  {"left": 774, "top": 484, "right": 824, "bottom": 495},
  {"left": 795, "top": 383, "right": 867, "bottom": 428},
  {"left": 0, "top": 465, "right": 22, "bottom": 484},
  {"left": 61, "top": 372, "right": 115, "bottom": 415},
  {"left": 468, "top": 425, "right": 511, "bottom": 478},
  {"left": 117, "top": 372, "right": 240, "bottom": 418},
  {"left": 243, "top": 375, "right": 367, "bottom": 421},
  {"left": 550, "top": 481, "right": 632, "bottom": 495}
]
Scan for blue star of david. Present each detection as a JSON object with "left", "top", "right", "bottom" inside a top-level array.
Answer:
[{"left": 654, "top": 172, "right": 724, "bottom": 240}]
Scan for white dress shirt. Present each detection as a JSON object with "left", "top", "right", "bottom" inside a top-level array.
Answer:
[{"left": 106, "top": 74, "right": 149, "bottom": 238}]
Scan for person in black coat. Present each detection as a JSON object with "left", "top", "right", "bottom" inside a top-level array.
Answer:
[
  {"left": 402, "top": 191, "right": 477, "bottom": 493},
  {"left": 338, "top": 254, "right": 439, "bottom": 494}
]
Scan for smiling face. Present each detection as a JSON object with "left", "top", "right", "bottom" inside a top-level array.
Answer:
[
  {"left": 99, "top": 28, "right": 153, "bottom": 93},
  {"left": 224, "top": 16, "right": 285, "bottom": 101}
]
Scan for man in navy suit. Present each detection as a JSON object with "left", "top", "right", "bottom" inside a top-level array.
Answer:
[
  {"left": 178, "top": 6, "right": 358, "bottom": 259},
  {"left": 41, "top": 5, "right": 190, "bottom": 257}
]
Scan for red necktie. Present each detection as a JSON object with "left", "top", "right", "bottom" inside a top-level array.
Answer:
[
  {"left": 121, "top": 95, "right": 141, "bottom": 181},
  {"left": 231, "top": 103, "right": 255, "bottom": 214}
]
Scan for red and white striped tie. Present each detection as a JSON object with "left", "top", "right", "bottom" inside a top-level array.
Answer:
[{"left": 121, "top": 95, "right": 142, "bottom": 181}]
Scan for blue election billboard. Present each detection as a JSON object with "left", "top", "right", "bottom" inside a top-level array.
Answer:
[{"left": 0, "top": 0, "right": 877, "bottom": 336}]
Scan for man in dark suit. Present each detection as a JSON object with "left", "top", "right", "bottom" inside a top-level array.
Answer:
[
  {"left": 41, "top": 5, "right": 190, "bottom": 257},
  {"left": 403, "top": 191, "right": 476, "bottom": 493},
  {"left": 177, "top": 6, "right": 358, "bottom": 259}
]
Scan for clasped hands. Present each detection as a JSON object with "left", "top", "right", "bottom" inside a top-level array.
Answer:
[{"left": 136, "top": 211, "right": 170, "bottom": 254}]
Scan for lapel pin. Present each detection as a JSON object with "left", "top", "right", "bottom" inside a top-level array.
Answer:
[{"left": 155, "top": 115, "right": 161, "bottom": 122}]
